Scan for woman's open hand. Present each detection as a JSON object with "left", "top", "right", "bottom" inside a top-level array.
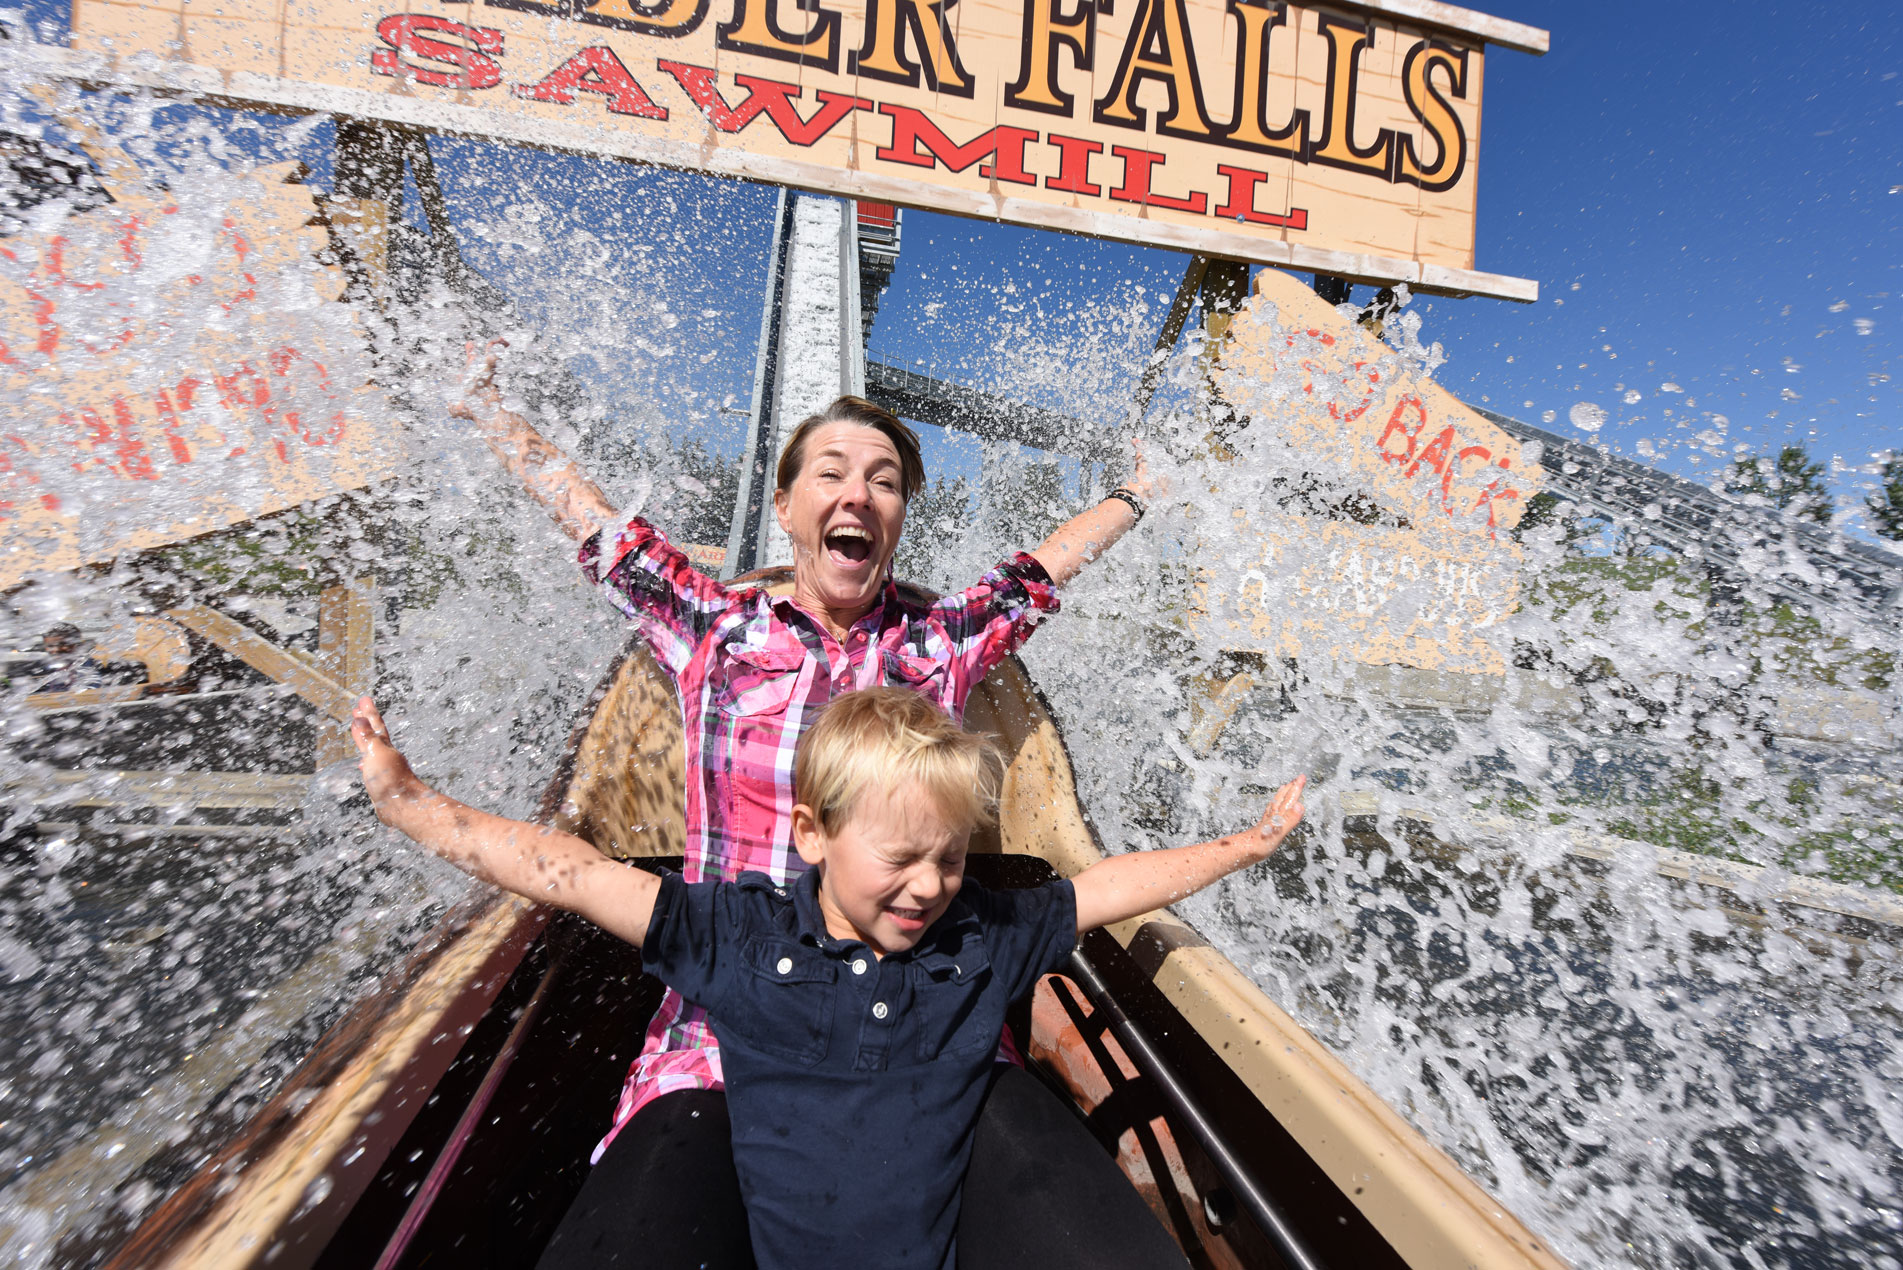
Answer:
[
  {"left": 1246, "top": 775, "right": 1307, "bottom": 861},
  {"left": 351, "top": 696, "right": 426, "bottom": 824},
  {"left": 1124, "top": 435, "right": 1159, "bottom": 502},
  {"left": 447, "top": 339, "right": 506, "bottom": 423}
]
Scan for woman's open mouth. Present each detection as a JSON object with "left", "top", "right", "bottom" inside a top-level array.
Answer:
[{"left": 824, "top": 525, "right": 875, "bottom": 568}]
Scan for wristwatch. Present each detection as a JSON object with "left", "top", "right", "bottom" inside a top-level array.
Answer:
[{"left": 1104, "top": 487, "right": 1144, "bottom": 522}]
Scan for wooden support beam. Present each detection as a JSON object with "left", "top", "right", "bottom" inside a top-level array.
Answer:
[
  {"left": 1129, "top": 255, "right": 1209, "bottom": 427},
  {"left": 14, "top": 769, "right": 310, "bottom": 811},
  {"left": 326, "top": 118, "right": 406, "bottom": 303},
  {"left": 166, "top": 603, "right": 354, "bottom": 721},
  {"left": 400, "top": 130, "right": 479, "bottom": 294},
  {"left": 23, "top": 684, "right": 149, "bottom": 711},
  {"left": 315, "top": 579, "right": 377, "bottom": 767},
  {"left": 1184, "top": 670, "right": 1256, "bottom": 758}
]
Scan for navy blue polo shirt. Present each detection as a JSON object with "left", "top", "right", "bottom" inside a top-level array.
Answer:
[{"left": 641, "top": 865, "right": 1078, "bottom": 1270}]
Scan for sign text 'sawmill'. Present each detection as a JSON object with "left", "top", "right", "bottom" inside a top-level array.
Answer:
[{"left": 71, "top": 0, "right": 1544, "bottom": 299}]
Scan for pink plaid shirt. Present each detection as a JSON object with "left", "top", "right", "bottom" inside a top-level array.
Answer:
[{"left": 579, "top": 515, "right": 1059, "bottom": 1159}]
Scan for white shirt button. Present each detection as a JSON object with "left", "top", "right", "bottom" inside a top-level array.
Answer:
[
  {"left": 851, "top": 958, "right": 868, "bottom": 976},
  {"left": 872, "top": 1001, "right": 889, "bottom": 1020},
  {"left": 776, "top": 957, "right": 793, "bottom": 975}
]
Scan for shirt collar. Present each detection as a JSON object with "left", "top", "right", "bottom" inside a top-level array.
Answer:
[
  {"left": 790, "top": 867, "right": 980, "bottom": 968},
  {"left": 768, "top": 579, "right": 902, "bottom": 639},
  {"left": 791, "top": 867, "right": 834, "bottom": 947}
]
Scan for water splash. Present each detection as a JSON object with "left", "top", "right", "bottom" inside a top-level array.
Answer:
[{"left": 0, "top": 52, "right": 1898, "bottom": 1270}]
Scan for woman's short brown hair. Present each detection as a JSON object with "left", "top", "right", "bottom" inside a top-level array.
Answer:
[
  {"left": 775, "top": 396, "right": 926, "bottom": 503},
  {"left": 794, "top": 687, "right": 1002, "bottom": 835}
]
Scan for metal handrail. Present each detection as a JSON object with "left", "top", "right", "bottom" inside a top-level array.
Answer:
[{"left": 1064, "top": 948, "right": 1328, "bottom": 1270}]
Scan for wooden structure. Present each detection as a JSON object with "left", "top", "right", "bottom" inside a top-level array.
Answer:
[
  {"left": 97, "top": 572, "right": 1568, "bottom": 1270},
  {"left": 1199, "top": 266, "right": 1541, "bottom": 676},
  {"left": 0, "top": 141, "right": 399, "bottom": 587},
  {"left": 59, "top": 0, "right": 1544, "bottom": 301}
]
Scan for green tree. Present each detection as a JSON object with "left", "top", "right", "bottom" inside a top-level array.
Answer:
[
  {"left": 895, "top": 474, "right": 974, "bottom": 586},
  {"left": 1724, "top": 444, "right": 1831, "bottom": 524},
  {"left": 984, "top": 454, "right": 1079, "bottom": 561},
  {"left": 1866, "top": 453, "right": 1903, "bottom": 541},
  {"left": 640, "top": 435, "right": 742, "bottom": 548},
  {"left": 1514, "top": 490, "right": 1593, "bottom": 547}
]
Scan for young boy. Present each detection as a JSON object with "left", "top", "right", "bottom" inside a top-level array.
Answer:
[{"left": 351, "top": 688, "right": 1305, "bottom": 1270}]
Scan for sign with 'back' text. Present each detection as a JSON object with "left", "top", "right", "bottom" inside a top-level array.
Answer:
[{"left": 70, "top": 0, "right": 1543, "bottom": 300}]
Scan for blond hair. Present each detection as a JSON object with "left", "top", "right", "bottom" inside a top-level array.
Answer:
[
  {"left": 795, "top": 688, "right": 1001, "bottom": 835},
  {"left": 775, "top": 395, "right": 926, "bottom": 504}
]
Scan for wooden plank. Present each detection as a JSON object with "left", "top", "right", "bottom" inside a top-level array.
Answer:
[
  {"left": 14, "top": 769, "right": 311, "bottom": 811},
  {"left": 315, "top": 579, "right": 375, "bottom": 767},
  {"left": 1339, "top": 796, "right": 1903, "bottom": 930},
  {"left": 1356, "top": 0, "right": 1548, "bottom": 54},
  {"left": 26, "top": 685, "right": 277, "bottom": 717},
  {"left": 23, "top": 684, "right": 149, "bottom": 711},
  {"left": 166, "top": 603, "right": 354, "bottom": 721},
  {"left": 0, "top": 109, "right": 398, "bottom": 585}
]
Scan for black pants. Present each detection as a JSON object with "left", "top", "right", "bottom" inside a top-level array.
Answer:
[{"left": 536, "top": 1066, "right": 1189, "bottom": 1269}]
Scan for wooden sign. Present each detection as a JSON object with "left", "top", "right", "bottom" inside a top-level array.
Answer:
[
  {"left": 1196, "top": 267, "right": 1542, "bottom": 673},
  {"left": 0, "top": 156, "right": 399, "bottom": 587},
  {"left": 65, "top": 0, "right": 1543, "bottom": 300}
]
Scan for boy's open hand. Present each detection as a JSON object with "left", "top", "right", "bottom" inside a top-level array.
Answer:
[
  {"left": 1247, "top": 775, "right": 1307, "bottom": 861},
  {"left": 351, "top": 696, "right": 425, "bottom": 823}
]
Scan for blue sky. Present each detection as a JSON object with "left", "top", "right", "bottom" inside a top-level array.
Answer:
[
  {"left": 865, "top": 2, "right": 1903, "bottom": 521},
  {"left": 17, "top": 0, "right": 1900, "bottom": 526},
  {"left": 1420, "top": 1, "right": 1901, "bottom": 510}
]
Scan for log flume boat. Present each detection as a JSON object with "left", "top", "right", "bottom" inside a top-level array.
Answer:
[{"left": 98, "top": 572, "right": 1567, "bottom": 1270}]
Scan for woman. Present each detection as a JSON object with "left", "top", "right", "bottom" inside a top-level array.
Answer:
[{"left": 450, "top": 353, "right": 1179, "bottom": 1268}]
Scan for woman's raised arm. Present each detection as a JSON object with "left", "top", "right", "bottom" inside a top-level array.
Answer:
[
  {"left": 1029, "top": 437, "right": 1157, "bottom": 587},
  {"left": 449, "top": 342, "right": 619, "bottom": 542}
]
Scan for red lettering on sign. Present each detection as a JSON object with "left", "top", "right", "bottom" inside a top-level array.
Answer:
[
  {"left": 220, "top": 217, "right": 258, "bottom": 311},
  {"left": 1377, "top": 395, "right": 1427, "bottom": 463},
  {"left": 155, "top": 377, "right": 202, "bottom": 465},
  {"left": 1107, "top": 147, "right": 1207, "bottom": 214},
  {"left": 1405, "top": 426, "right": 1456, "bottom": 485},
  {"left": 371, "top": 15, "right": 505, "bottom": 90},
  {"left": 980, "top": 131, "right": 1038, "bottom": 185},
  {"left": 515, "top": 47, "right": 667, "bottom": 118},
  {"left": 876, "top": 106, "right": 1037, "bottom": 181},
  {"left": 1044, "top": 134, "right": 1103, "bottom": 196},
  {"left": 66, "top": 401, "right": 156, "bottom": 481},
  {"left": 1212, "top": 166, "right": 1308, "bottom": 229},
  {"left": 269, "top": 347, "right": 347, "bottom": 447},
  {"left": 1470, "top": 457, "right": 1518, "bottom": 527},
  {"left": 1445, "top": 442, "right": 1492, "bottom": 504},
  {"left": 213, "top": 348, "right": 347, "bottom": 451},
  {"left": 656, "top": 63, "right": 867, "bottom": 145}
]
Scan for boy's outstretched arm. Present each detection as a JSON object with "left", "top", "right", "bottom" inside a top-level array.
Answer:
[
  {"left": 351, "top": 697, "right": 658, "bottom": 946},
  {"left": 1072, "top": 776, "right": 1306, "bottom": 934}
]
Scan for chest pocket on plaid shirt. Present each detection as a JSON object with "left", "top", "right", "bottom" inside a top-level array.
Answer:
[
  {"left": 881, "top": 650, "right": 947, "bottom": 701},
  {"left": 727, "top": 939, "right": 837, "bottom": 1065},
  {"left": 713, "top": 646, "right": 806, "bottom": 717}
]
